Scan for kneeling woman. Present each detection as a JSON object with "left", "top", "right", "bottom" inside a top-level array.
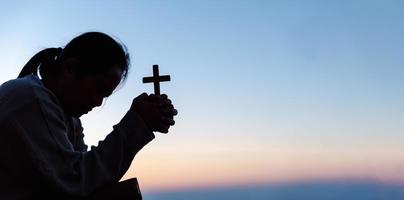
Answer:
[{"left": 0, "top": 32, "right": 177, "bottom": 199}]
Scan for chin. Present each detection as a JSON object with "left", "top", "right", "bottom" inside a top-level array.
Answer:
[
  {"left": 68, "top": 107, "right": 92, "bottom": 118},
  {"left": 79, "top": 110, "right": 90, "bottom": 117},
  {"left": 77, "top": 113, "right": 86, "bottom": 118},
  {"left": 70, "top": 111, "right": 87, "bottom": 118}
]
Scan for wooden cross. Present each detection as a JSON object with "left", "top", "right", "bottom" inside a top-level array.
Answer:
[{"left": 142, "top": 65, "right": 171, "bottom": 95}]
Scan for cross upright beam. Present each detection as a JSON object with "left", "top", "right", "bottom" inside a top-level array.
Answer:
[{"left": 142, "top": 65, "right": 171, "bottom": 95}]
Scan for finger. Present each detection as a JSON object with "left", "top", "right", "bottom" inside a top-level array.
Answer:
[
  {"left": 159, "top": 99, "right": 172, "bottom": 108},
  {"left": 132, "top": 93, "right": 149, "bottom": 109},
  {"left": 136, "top": 93, "right": 148, "bottom": 100},
  {"left": 148, "top": 94, "right": 159, "bottom": 102},
  {"left": 160, "top": 94, "right": 168, "bottom": 99},
  {"left": 172, "top": 108, "right": 178, "bottom": 116},
  {"left": 163, "top": 108, "right": 178, "bottom": 116},
  {"left": 150, "top": 93, "right": 168, "bottom": 101},
  {"left": 157, "top": 124, "right": 169, "bottom": 134},
  {"left": 161, "top": 116, "right": 175, "bottom": 126}
]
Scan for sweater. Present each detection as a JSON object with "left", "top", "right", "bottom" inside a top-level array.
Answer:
[{"left": 0, "top": 75, "right": 154, "bottom": 199}]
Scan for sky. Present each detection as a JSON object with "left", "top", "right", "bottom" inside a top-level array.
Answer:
[{"left": 0, "top": 0, "right": 403, "bottom": 196}]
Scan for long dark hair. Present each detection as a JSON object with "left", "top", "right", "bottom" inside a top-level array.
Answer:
[{"left": 18, "top": 32, "right": 130, "bottom": 82}]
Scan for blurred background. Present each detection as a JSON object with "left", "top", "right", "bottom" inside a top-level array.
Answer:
[{"left": 0, "top": 1, "right": 403, "bottom": 199}]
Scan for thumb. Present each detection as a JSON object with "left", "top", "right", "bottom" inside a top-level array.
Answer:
[
  {"left": 133, "top": 93, "right": 149, "bottom": 104},
  {"left": 137, "top": 92, "right": 148, "bottom": 99}
]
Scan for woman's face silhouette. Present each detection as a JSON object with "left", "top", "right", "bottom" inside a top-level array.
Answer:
[{"left": 56, "top": 58, "right": 123, "bottom": 117}]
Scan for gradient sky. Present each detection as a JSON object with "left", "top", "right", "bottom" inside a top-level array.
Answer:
[{"left": 0, "top": 0, "right": 403, "bottom": 192}]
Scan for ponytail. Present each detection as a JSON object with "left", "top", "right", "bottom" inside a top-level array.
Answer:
[
  {"left": 18, "top": 48, "right": 62, "bottom": 78},
  {"left": 18, "top": 32, "right": 130, "bottom": 82}
]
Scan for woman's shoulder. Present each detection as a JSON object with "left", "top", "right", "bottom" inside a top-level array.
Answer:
[
  {"left": 0, "top": 75, "right": 37, "bottom": 99},
  {"left": 0, "top": 75, "right": 59, "bottom": 109},
  {"left": 0, "top": 75, "right": 67, "bottom": 125}
]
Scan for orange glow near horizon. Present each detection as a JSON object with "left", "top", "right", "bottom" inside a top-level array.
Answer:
[
  {"left": 1, "top": 1, "right": 404, "bottom": 198},
  {"left": 122, "top": 140, "right": 404, "bottom": 192}
]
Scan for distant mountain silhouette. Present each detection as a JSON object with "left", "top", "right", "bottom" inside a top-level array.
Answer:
[{"left": 144, "top": 181, "right": 404, "bottom": 200}]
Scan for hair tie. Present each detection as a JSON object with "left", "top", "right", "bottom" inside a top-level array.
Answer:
[{"left": 55, "top": 47, "right": 64, "bottom": 61}]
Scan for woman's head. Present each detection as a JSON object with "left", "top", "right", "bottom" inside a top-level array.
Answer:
[
  {"left": 41, "top": 32, "right": 129, "bottom": 81},
  {"left": 19, "top": 32, "right": 131, "bottom": 117}
]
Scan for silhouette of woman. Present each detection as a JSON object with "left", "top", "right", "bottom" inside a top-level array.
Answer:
[{"left": 0, "top": 32, "right": 177, "bottom": 199}]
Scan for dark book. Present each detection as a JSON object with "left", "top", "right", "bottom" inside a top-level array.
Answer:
[
  {"left": 87, "top": 178, "right": 142, "bottom": 200},
  {"left": 53, "top": 178, "right": 142, "bottom": 200}
]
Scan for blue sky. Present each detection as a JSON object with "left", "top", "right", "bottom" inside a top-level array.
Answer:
[{"left": 0, "top": 0, "right": 403, "bottom": 194}]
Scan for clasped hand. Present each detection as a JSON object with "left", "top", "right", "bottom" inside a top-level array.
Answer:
[{"left": 131, "top": 93, "right": 178, "bottom": 133}]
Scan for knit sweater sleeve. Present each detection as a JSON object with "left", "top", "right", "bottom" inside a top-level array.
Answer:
[{"left": 0, "top": 77, "right": 154, "bottom": 197}]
